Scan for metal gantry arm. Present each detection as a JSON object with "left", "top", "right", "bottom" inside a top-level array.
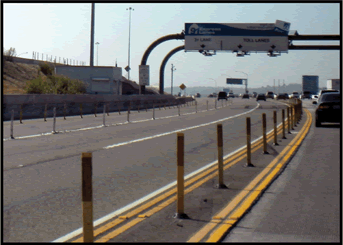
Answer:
[
  {"left": 140, "top": 33, "right": 184, "bottom": 94},
  {"left": 142, "top": 33, "right": 339, "bottom": 94},
  {"left": 159, "top": 46, "right": 185, "bottom": 94}
]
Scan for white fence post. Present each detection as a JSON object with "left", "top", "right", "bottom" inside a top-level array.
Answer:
[
  {"left": 10, "top": 110, "right": 14, "bottom": 139},
  {"left": 103, "top": 104, "right": 106, "bottom": 126},
  {"left": 52, "top": 107, "right": 57, "bottom": 134}
]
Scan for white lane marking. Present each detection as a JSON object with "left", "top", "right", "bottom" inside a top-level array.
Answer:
[
  {"left": 52, "top": 103, "right": 262, "bottom": 242},
  {"left": 1, "top": 104, "right": 231, "bottom": 141},
  {"left": 103, "top": 104, "right": 260, "bottom": 149},
  {"left": 52, "top": 117, "right": 287, "bottom": 243}
]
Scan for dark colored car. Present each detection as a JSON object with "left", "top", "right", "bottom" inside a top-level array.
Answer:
[
  {"left": 318, "top": 89, "right": 339, "bottom": 99},
  {"left": 313, "top": 92, "right": 340, "bottom": 127},
  {"left": 242, "top": 93, "right": 249, "bottom": 99},
  {"left": 208, "top": 94, "right": 214, "bottom": 98},
  {"left": 228, "top": 92, "right": 235, "bottom": 98},
  {"left": 195, "top": 93, "right": 201, "bottom": 98},
  {"left": 300, "top": 91, "right": 311, "bottom": 99},
  {"left": 256, "top": 93, "right": 266, "bottom": 101},
  {"left": 266, "top": 91, "right": 274, "bottom": 99},
  {"left": 217, "top": 91, "right": 227, "bottom": 101},
  {"left": 276, "top": 93, "right": 289, "bottom": 100}
]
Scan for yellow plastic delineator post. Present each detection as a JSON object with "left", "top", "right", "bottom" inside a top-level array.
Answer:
[
  {"left": 246, "top": 117, "right": 254, "bottom": 167},
  {"left": 273, "top": 111, "right": 279, "bottom": 146},
  {"left": 174, "top": 133, "right": 189, "bottom": 219},
  {"left": 82, "top": 152, "right": 93, "bottom": 243},
  {"left": 216, "top": 124, "right": 227, "bottom": 188},
  {"left": 262, "top": 113, "right": 269, "bottom": 154},
  {"left": 282, "top": 109, "right": 287, "bottom": 139}
]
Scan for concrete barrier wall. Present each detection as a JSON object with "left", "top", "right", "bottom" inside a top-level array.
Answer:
[{"left": 3, "top": 94, "right": 194, "bottom": 121}]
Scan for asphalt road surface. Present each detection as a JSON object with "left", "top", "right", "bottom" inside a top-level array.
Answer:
[
  {"left": 3, "top": 97, "right": 298, "bottom": 242},
  {"left": 222, "top": 100, "right": 340, "bottom": 242}
]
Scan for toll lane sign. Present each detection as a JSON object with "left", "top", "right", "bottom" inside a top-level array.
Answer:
[
  {"left": 139, "top": 65, "right": 149, "bottom": 86},
  {"left": 185, "top": 20, "right": 290, "bottom": 52}
]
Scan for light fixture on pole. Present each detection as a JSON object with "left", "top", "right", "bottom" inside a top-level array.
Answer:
[
  {"left": 171, "top": 64, "right": 176, "bottom": 95},
  {"left": 235, "top": 70, "right": 248, "bottom": 93},
  {"left": 126, "top": 7, "right": 134, "bottom": 80},
  {"left": 95, "top": 42, "right": 100, "bottom": 66}
]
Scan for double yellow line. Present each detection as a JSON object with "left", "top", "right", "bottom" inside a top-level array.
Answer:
[
  {"left": 188, "top": 108, "right": 312, "bottom": 242},
  {"left": 71, "top": 111, "right": 300, "bottom": 243}
]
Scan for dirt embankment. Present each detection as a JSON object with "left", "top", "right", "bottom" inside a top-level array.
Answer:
[
  {"left": 2, "top": 61, "right": 47, "bottom": 94},
  {"left": 2, "top": 60, "right": 160, "bottom": 95}
]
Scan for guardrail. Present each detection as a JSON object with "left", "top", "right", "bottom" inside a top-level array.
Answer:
[
  {"left": 3, "top": 95, "right": 195, "bottom": 121},
  {"left": 7, "top": 98, "right": 234, "bottom": 139}
]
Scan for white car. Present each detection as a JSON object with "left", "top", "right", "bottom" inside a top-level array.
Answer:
[
  {"left": 311, "top": 94, "right": 319, "bottom": 100},
  {"left": 290, "top": 91, "right": 300, "bottom": 99}
]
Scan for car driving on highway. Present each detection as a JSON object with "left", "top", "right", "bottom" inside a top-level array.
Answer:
[
  {"left": 318, "top": 89, "right": 339, "bottom": 99},
  {"left": 256, "top": 93, "right": 266, "bottom": 101},
  {"left": 266, "top": 91, "right": 274, "bottom": 99},
  {"left": 289, "top": 91, "right": 300, "bottom": 99},
  {"left": 313, "top": 92, "right": 340, "bottom": 127},
  {"left": 276, "top": 93, "right": 289, "bottom": 100},
  {"left": 242, "top": 93, "right": 249, "bottom": 99},
  {"left": 217, "top": 91, "right": 227, "bottom": 101},
  {"left": 300, "top": 91, "right": 312, "bottom": 99}
]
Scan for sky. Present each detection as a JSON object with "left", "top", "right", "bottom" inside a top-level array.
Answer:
[{"left": 3, "top": 3, "right": 340, "bottom": 90}]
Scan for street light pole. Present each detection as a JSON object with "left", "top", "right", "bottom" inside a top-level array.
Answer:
[
  {"left": 235, "top": 71, "right": 248, "bottom": 93},
  {"left": 90, "top": 3, "right": 95, "bottom": 67},
  {"left": 171, "top": 64, "right": 176, "bottom": 95},
  {"left": 126, "top": 7, "right": 134, "bottom": 80},
  {"left": 95, "top": 42, "right": 100, "bottom": 66}
]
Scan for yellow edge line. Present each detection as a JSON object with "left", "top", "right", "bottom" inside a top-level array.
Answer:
[
  {"left": 188, "top": 109, "right": 309, "bottom": 242},
  {"left": 72, "top": 116, "right": 292, "bottom": 242},
  {"left": 206, "top": 109, "right": 311, "bottom": 242},
  {"left": 97, "top": 120, "right": 292, "bottom": 243}
]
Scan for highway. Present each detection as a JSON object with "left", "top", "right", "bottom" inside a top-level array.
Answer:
[
  {"left": 222, "top": 100, "right": 340, "bottom": 242},
  {"left": 3, "top": 97, "right": 337, "bottom": 242}
]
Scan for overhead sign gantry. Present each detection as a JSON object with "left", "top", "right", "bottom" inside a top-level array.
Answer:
[
  {"left": 139, "top": 20, "right": 338, "bottom": 94},
  {"left": 185, "top": 20, "right": 291, "bottom": 57}
]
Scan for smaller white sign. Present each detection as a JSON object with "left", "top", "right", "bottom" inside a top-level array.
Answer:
[{"left": 139, "top": 65, "right": 149, "bottom": 86}]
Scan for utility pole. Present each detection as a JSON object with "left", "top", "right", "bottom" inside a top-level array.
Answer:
[
  {"left": 171, "top": 64, "right": 176, "bottom": 95},
  {"left": 90, "top": 3, "right": 95, "bottom": 67},
  {"left": 126, "top": 7, "right": 134, "bottom": 80}
]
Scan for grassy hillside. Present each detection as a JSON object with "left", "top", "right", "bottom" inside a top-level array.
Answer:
[
  {"left": 3, "top": 61, "right": 44, "bottom": 94},
  {"left": 2, "top": 60, "right": 158, "bottom": 95}
]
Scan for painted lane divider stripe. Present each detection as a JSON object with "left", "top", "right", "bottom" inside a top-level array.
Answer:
[
  {"left": 206, "top": 110, "right": 311, "bottom": 242},
  {"left": 53, "top": 108, "right": 291, "bottom": 242},
  {"left": 103, "top": 104, "right": 260, "bottom": 149},
  {"left": 3, "top": 101, "right": 233, "bottom": 141},
  {"left": 71, "top": 121, "right": 291, "bottom": 242},
  {"left": 193, "top": 109, "right": 311, "bottom": 243}
]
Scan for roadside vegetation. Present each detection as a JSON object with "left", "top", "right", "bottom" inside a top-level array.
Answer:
[
  {"left": 24, "top": 62, "right": 88, "bottom": 94},
  {"left": 3, "top": 47, "right": 88, "bottom": 94}
]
